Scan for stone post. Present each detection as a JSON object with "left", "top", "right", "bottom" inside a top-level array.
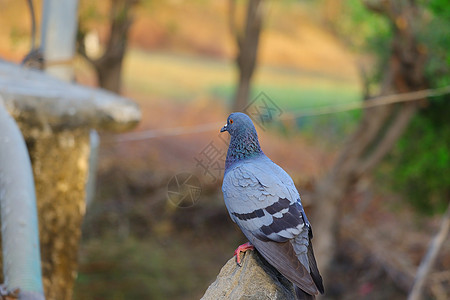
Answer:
[{"left": 0, "top": 61, "right": 140, "bottom": 300}]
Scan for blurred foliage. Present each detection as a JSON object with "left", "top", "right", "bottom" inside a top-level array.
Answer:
[
  {"left": 387, "top": 1, "right": 450, "bottom": 214},
  {"left": 333, "top": 0, "right": 392, "bottom": 52},
  {"left": 389, "top": 97, "right": 450, "bottom": 214},
  {"left": 428, "top": 0, "right": 450, "bottom": 21},
  {"left": 321, "top": 0, "right": 392, "bottom": 95},
  {"left": 325, "top": 0, "right": 450, "bottom": 214}
]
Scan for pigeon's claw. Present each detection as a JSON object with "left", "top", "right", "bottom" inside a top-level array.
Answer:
[{"left": 234, "top": 242, "right": 255, "bottom": 266}]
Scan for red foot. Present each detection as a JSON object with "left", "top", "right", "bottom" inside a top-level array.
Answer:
[{"left": 234, "top": 242, "right": 255, "bottom": 266}]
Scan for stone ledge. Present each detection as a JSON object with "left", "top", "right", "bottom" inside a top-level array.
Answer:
[
  {"left": 201, "top": 250, "right": 295, "bottom": 300},
  {"left": 0, "top": 60, "right": 140, "bottom": 132}
]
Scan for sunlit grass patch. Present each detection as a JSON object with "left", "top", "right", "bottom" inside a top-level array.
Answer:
[
  {"left": 123, "top": 49, "right": 362, "bottom": 142},
  {"left": 124, "top": 49, "right": 360, "bottom": 108}
]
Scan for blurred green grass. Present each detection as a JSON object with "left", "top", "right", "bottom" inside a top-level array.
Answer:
[
  {"left": 123, "top": 49, "right": 362, "bottom": 141},
  {"left": 124, "top": 49, "right": 360, "bottom": 110}
]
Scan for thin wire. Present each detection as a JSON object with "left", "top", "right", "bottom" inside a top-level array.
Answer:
[
  {"left": 114, "top": 122, "right": 224, "bottom": 142},
  {"left": 282, "top": 85, "right": 450, "bottom": 119},
  {"left": 114, "top": 85, "right": 450, "bottom": 142}
]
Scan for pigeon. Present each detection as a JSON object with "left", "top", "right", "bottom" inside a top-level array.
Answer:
[{"left": 220, "top": 112, "right": 324, "bottom": 300}]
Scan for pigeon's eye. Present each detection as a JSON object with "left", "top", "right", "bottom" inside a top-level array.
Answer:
[{"left": 229, "top": 119, "right": 234, "bottom": 124}]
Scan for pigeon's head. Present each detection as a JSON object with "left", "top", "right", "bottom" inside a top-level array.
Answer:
[{"left": 220, "top": 112, "right": 257, "bottom": 137}]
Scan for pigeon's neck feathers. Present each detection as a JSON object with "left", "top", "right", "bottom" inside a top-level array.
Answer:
[{"left": 225, "top": 127, "right": 263, "bottom": 170}]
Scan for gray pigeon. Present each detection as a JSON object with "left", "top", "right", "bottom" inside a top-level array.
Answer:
[{"left": 220, "top": 112, "right": 324, "bottom": 300}]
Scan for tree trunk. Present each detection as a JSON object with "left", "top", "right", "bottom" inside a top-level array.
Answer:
[
  {"left": 95, "top": 53, "right": 124, "bottom": 93},
  {"left": 230, "top": 0, "right": 265, "bottom": 112},
  {"left": 78, "top": 0, "right": 137, "bottom": 94},
  {"left": 234, "top": 73, "right": 251, "bottom": 113},
  {"left": 311, "top": 0, "right": 427, "bottom": 281}
]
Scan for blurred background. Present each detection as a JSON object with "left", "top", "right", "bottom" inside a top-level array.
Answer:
[{"left": 0, "top": 0, "right": 449, "bottom": 299}]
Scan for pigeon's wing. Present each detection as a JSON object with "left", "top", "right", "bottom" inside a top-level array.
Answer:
[
  {"left": 222, "top": 158, "right": 322, "bottom": 295},
  {"left": 222, "top": 159, "right": 305, "bottom": 242}
]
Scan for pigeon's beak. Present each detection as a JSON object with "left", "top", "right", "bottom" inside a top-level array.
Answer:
[{"left": 220, "top": 124, "right": 228, "bottom": 133}]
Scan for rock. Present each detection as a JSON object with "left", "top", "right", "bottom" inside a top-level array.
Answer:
[{"left": 201, "top": 250, "right": 295, "bottom": 300}]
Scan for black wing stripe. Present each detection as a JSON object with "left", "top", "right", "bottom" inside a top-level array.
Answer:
[
  {"left": 265, "top": 198, "right": 291, "bottom": 214},
  {"left": 260, "top": 202, "right": 303, "bottom": 235},
  {"left": 232, "top": 208, "right": 264, "bottom": 221},
  {"left": 232, "top": 197, "right": 291, "bottom": 221}
]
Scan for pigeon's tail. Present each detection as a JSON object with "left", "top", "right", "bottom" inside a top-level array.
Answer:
[{"left": 294, "top": 285, "right": 315, "bottom": 300}]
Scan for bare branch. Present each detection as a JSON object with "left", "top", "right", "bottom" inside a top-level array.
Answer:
[
  {"left": 357, "top": 102, "right": 418, "bottom": 176},
  {"left": 357, "top": 61, "right": 372, "bottom": 100},
  {"left": 408, "top": 203, "right": 450, "bottom": 300},
  {"left": 333, "top": 104, "right": 394, "bottom": 175}
]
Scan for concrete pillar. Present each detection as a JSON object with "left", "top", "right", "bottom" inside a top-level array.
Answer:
[{"left": 41, "top": 0, "right": 79, "bottom": 81}]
